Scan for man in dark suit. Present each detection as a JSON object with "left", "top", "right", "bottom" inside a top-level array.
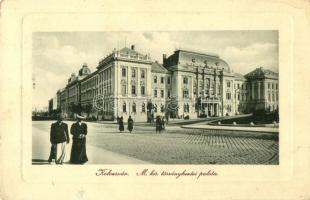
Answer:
[{"left": 48, "top": 116, "right": 69, "bottom": 164}]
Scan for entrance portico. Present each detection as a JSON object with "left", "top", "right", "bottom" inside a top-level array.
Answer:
[{"left": 201, "top": 100, "right": 220, "bottom": 117}]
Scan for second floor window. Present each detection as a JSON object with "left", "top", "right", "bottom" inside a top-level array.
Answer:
[
  {"left": 131, "top": 69, "right": 136, "bottom": 78},
  {"left": 131, "top": 85, "right": 136, "bottom": 95},
  {"left": 154, "top": 90, "right": 157, "bottom": 97},
  {"left": 161, "top": 77, "right": 164, "bottom": 84},
  {"left": 141, "top": 86, "right": 145, "bottom": 96},
  {"left": 141, "top": 70, "right": 145, "bottom": 79},
  {"left": 161, "top": 90, "right": 164, "bottom": 98},
  {"left": 227, "top": 81, "right": 231, "bottom": 88},
  {"left": 122, "top": 68, "right": 126, "bottom": 77},
  {"left": 167, "top": 77, "right": 171, "bottom": 84},
  {"left": 154, "top": 76, "right": 157, "bottom": 83},
  {"left": 183, "top": 77, "right": 188, "bottom": 84},
  {"left": 183, "top": 89, "right": 189, "bottom": 98},
  {"left": 226, "top": 92, "right": 231, "bottom": 100}
]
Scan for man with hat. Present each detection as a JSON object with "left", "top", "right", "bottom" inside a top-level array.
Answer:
[
  {"left": 48, "top": 115, "right": 69, "bottom": 164},
  {"left": 70, "top": 114, "right": 88, "bottom": 164}
]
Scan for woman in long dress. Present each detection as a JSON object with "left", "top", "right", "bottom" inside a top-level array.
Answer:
[
  {"left": 127, "top": 116, "right": 134, "bottom": 133},
  {"left": 119, "top": 117, "right": 124, "bottom": 132},
  {"left": 70, "top": 115, "right": 88, "bottom": 164},
  {"left": 155, "top": 116, "right": 162, "bottom": 134}
]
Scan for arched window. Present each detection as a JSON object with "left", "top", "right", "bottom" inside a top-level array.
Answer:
[
  {"left": 132, "top": 103, "right": 136, "bottom": 113},
  {"left": 123, "top": 103, "right": 126, "bottom": 112},
  {"left": 142, "top": 103, "right": 145, "bottom": 112}
]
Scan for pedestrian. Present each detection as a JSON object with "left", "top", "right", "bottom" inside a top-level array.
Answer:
[
  {"left": 119, "top": 116, "right": 124, "bottom": 132},
  {"left": 161, "top": 116, "right": 166, "bottom": 131},
  {"left": 155, "top": 116, "right": 162, "bottom": 134},
  {"left": 70, "top": 114, "right": 88, "bottom": 164},
  {"left": 127, "top": 116, "right": 134, "bottom": 133},
  {"left": 48, "top": 115, "right": 69, "bottom": 164}
]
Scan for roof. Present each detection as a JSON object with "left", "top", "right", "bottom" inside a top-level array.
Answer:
[
  {"left": 245, "top": 67, "right": 278, "bottom": 79},
  {"left": 234, "top": 72, "right": 246, "bottom": 81},
  {"left": 119, "top": 47, "right": 145, "bottom": 57},
  {"left": 164, "top": 49, "right": 231, "bottom": 73},
  {"left": 151, "top": 62, "right": 169, "bottom": 73}
]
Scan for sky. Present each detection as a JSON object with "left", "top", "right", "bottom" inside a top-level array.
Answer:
[{"left": 32, "top": 31, "right": 278, "bottom": 110}]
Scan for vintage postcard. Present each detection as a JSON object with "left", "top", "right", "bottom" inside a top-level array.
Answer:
[{"left": 1, "top": 0, "right": 310, "bottom": 199}]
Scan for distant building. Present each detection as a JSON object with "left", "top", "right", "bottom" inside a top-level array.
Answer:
[{"left": 51, "top": 45, "right": 278, "bottom": 121}]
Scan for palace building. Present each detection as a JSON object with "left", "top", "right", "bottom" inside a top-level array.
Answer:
[{"left": 52, "top": 45, "right": 278, "bottom": 122}]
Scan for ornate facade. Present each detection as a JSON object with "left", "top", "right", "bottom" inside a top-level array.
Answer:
[{"left": 52, "top": 45, "right": 278, "bottom": 122}]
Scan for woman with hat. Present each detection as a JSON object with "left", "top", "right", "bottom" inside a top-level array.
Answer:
[{"left": 70, "top": 114, "right": 88, "bottom": 164}]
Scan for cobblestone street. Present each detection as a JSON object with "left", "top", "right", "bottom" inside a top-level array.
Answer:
[{"left": 33, "top": 121, "right": 279, "bottom": 164}]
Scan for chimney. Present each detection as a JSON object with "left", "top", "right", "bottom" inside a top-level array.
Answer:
[
  {"left": 163, "top": 54, "right": 167, "bottom": 64},
  {"left": 131, "top": 45, "right": 135, "bottom": 50}
]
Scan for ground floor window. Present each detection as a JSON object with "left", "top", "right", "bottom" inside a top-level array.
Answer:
[
  {"left": 142, "top": 103, "right": 146, "bottom": 112},
  {"left": 123, "top": 103, "right": 126, "bottom": 112},
  {"left": 132, "top": 103, "right": 136, "bottom": 113}
]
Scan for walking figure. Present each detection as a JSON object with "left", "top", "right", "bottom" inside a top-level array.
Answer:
[
  {"left": 127, "top": 116, "right": 134, "bottom": 133},
  {"left": 70, "top": 115, "right": 88, "bottom": 164},
  {"left": 161, "top": 116, "right": 166, "bottom": 131},
  {"left": 48, "top": 115, "right": 69, "bottom": 164},
  {"left": 156, "top": 116, "right": 162, "bottom": 134},
  {"left": 119, "top": 116, "right": 124, "bottom": 132}
]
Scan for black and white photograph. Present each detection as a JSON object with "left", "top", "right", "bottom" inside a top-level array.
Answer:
[{"left": 32, "top": 31, "right": 279, "bottom": 165}]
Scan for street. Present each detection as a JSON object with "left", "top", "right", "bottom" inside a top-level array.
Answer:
[{"left": 32, "top": 120, "right": 279, "bottom": 164}]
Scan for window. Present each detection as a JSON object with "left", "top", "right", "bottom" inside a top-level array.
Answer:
[
  {"left": 141, "top": 86, "right": 145, "bottom": 96},
  {"left": 226, "top": 92, "right": 231, "bottom": 100},
  {"left": 183, "top": 104, "right": 189, "bottom": 112},
  {"left": 123, "top": 103, "right": 126, "bottom": 112},
  {"left": 183, "top": 77, "right": 188, "bottom": 84},
  {"left": 276, "top": 93, "right": 278, "bottom": 101},
  {"left": 154, "top": 76, "right": 157, "bottom": 83},
  {"left": 154, "top": 89, "right": 157, "bottom": 97},
  {"left": 154, "top": 104, "right": 157, "bottom": 112},
  {"left": 272, "top": 93, "right": 275, "bottom": 101},
  {"left": 161, "top": 90, "right": 164, "bottom": 98},
  {"left": 161, "top": 77, "right": 164, "bottom": 84},
  {"left": 122, "top": 68, "right": 126, "bottom": 77},
  {"left": 167, "top": 77, "right": 171, "bottom": 84},
  {"left": 183, "top": 89, "right": 189, "bottom": 98},
  {"left": 142, "top": 103, "right": 146, "bottom": 112},
  {"left": 238, "top": 84, "right": 240, "bottom": 89},
  {"left": 132, "top": 68, "right": 136, "bottom": 78},
  {"left": 268, "top": 83, "right": 270, "bottom": 89},
  {"left": 276, "top": 83, "right": 278, "bottom": 90},
  {"left": 167, "top": 90, "right": 171, "bottom": 98},
  {"left": 161, "top": 104, "right": 165, "bottom": 113},
  {"left": 238, "top": 93, "right": 240, "bottom": 100},
  {"left": 131, "top": 85, "right": 136, "bottom": 95},
  {"left": 132, "top": 103, "right": 136, "bottom": 113},
  {"left": 227, "top": 81, "right": 231, "bottom": 88},
  {"left": 268, "top": 93, "right": 271, "bottom": 101},
  {"left": 272, "top": 83, "right": 274, "bottom": 89},
  {"left": 122, "top": 85, "right": 126, "bottom": 96},
  {"left": 141, "top": 69, "right": 145, "bottom": 79}
]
